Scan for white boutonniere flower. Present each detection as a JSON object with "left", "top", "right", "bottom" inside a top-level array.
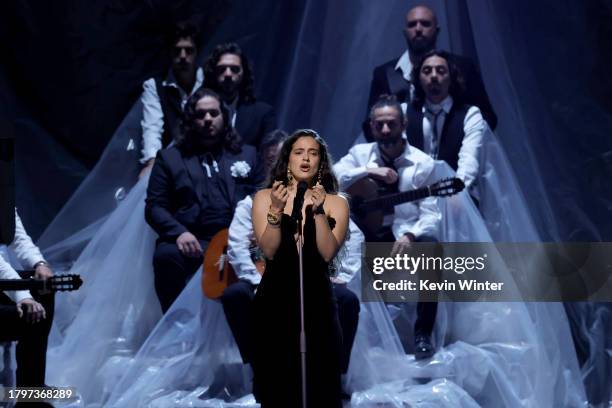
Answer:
[{"left": 230, "top": 161, "right": 251, "bottom": 178}]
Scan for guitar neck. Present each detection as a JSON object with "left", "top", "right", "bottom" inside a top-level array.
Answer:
[
  {"left": 0, "top": 279, "right": 46, "bottom": 291},
  {"left": 361, "top": 186, "right": 431, "bottom": 211}
]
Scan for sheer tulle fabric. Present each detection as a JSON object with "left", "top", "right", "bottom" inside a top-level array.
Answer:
[
  {"left": 33, "top": 1, "right": 597, "bottom": 403},
  {"left": 43, "top": 158, "right": 586, "bottom": 407}
]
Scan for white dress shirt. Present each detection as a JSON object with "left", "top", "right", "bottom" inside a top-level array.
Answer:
[
  {"left": 227, "top": 196, "right": 363, "bottom": 285},
  {"left": 0, "top": 210, "right": 46, "bottom": 303},
  {"left": 395, "top": 50, "right": 413, "bottom": 82},
  {"left": 422, "top": 96, "right": 486, "bottom": 189},
  {"left": 333, "top": 143, "right": 441, "bottom": 240},
  {"left": 227, "top": 196, "right": 262, "bottom": 285},
  {"left": 395, "top": 50, "right": 415, "bottom": 101},
  {"left": 140, "top": 67, "right": 204, "bottom": 163}
]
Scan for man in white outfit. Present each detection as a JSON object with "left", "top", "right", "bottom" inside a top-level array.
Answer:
[
  {"left": 0, "top": 209, "right": 55, "bottom": 395},
  {"left": 333, "top": 94, "right": 441, "bottom": 360},
  {"left": 139, "top": 21, "right": 205, "bottom": 177}
]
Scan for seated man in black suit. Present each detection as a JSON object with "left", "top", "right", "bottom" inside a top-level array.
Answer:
[
  {"left": 203, "top": 43, "right": 277, "bottom": 150},
  {"left": 363, "top": 5, "right": 496, "bottom": 141},
  {"left": 145, "top": 88, "right": 262, "bottom": 312}
]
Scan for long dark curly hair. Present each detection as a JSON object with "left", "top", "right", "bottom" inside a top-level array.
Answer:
[
  {"left": 176, "top": 87, "right": 242, "bottom": 154},
  {"left": 265, "top": 129, "right": 338, "bottom": 194},
  {"left": 203, "top": 42, "right": 256, "bottom": 103},
  {"left": 410, "top": 49, "right": 466, "bottom": 109}
]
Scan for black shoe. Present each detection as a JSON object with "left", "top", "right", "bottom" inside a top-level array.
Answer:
[
  {"left": 414, "top": 334, "right": 434, "bottom": 360},
  {"left": 198, "top": 363, "right": 249, "bottom": 402}
]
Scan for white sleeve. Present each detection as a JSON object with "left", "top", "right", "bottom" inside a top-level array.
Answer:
[
  {"left": 393, "top": 160, "right": 441, "bottom": 240},
  {"left": 404, "top": 196, "right": 441, "bottom": 239},
  {"left": 227, "top": 197, "right": 261, "bottom": 285},
  {"left": 456, "top": 106, "right": 485, "bottom": 188},
  {"left": 10, "top": 209, "right": 45, "bottom": 269},
  {"left": 0, "top": 245, "right": 33, "bottom": 303},
  {"left": 333, "top": 147, "right": 369, "bottom": 190},
  {"left": 140, "top": 78, "right": 164, "bottom": 164},
  {"left": 335, "top": 219, "right": 364, "bottom": 284}
]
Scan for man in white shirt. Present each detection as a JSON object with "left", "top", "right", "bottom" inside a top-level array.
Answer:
[
  {"left": 334, "top": 95, "right": 441, "bottom": 360},
  {"left": 407, "top": 49, "right": 487, "bottom": 192},
  {"left": 139, "top": 21, "right": 205, "bottom": 177},
  {"left": 0, "top": 209, "right": 55, "bottom": 391}
]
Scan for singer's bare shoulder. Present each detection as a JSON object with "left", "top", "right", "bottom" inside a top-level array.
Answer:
[
  {"left": 254, "top": 188, "right": 273, "bottom": 204},
  {"left": 324, "top": 193, "right": 349, "bottom": 217},
  {"left": 325, "top": 193, "right": 349, "bottom": 210}
]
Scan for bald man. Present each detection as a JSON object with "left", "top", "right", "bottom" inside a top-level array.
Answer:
[{"left": 363, "top": 5, "right": 497, "bottom": 140}]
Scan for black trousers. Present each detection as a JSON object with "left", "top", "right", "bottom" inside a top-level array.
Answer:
[
  {"left": 0, "top": 271, "right": 55, "bottom": 387},
  {"left": 221, "top": 280, "right": 360, "bottom": 374},
  {"left": 373, "top": 229, "right": 438, "bottom": 339},
  {"left": 152, "top": 240, "right": 208, "bottom": 313},
  {"left": 413, "top": 234, "right": 439, "bottom": 338}
]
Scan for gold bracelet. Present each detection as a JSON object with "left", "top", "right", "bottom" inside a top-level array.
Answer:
[{"left": 267, "top": 211, "right": 281, "bottom": 226}]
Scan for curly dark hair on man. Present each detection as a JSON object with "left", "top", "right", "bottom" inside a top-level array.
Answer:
[
  {"left": 265, "top": 129, "right": 338, "bottom": 194},
  {"left": 176, "top": 87, "right": 243, "bottom": 154},
  {"left": 203, "top": 42, "right": 256, "bottom": 103},
  {"left": 410, "top": 49, "right": 466, "bottom": 109}
]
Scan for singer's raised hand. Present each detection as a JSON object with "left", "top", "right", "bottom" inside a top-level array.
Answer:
[
  {"left": 311, "top": 182, "right": 326, "bottom": 212},
  {"left": 270, "top": 180, "right": 288, "bottom": 212}
]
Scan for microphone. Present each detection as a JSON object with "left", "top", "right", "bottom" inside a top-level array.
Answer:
[{"left": 291, "top": 181, "right": 308, "bottom": 223}]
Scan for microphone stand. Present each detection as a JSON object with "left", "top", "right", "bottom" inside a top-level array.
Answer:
[
  {"left": 290, "top": 181, "right": 308, "bottom": 407},
  {"left": 296, "top": 208, "right": 307, "bottom": 408}
]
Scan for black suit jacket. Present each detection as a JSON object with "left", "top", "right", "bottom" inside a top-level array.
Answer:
[
  {"left": 364, "top": 53, "right": 497, "bottom": 139},
  {"left": 234, "top": 101, "right": 277, "bottom": 150},
  {"left": 145, "top": 144, "right": 262, "bottom": 242}
]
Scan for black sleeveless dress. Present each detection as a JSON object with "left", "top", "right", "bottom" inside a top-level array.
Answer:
[{"left": 252, "top": 207, "right": 343, "bottom": 407}]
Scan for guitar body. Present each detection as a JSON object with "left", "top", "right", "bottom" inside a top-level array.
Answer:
[
  {"left": 202, "top": 229, "right": 237, "bottom": 299},
  {"left": 202, "top": 228, "right": 265, "bottom": 299},
  {"left": 346, "top": 177, "right": 386, "bottom": 238}
]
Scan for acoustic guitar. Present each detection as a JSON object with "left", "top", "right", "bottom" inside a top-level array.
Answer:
[
  {"left": 202, "top": 228, "right": 265, "bottom": 299},
  {"left": 0, "top": 274, "right": 83, "bottom": 292},
  {"left": 347, "top": 177, "right": 464, "bottom": 238}
]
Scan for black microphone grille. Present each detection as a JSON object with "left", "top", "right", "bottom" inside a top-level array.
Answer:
[{"left": 297, "top": 181, "right": 307, "bottom": 193}]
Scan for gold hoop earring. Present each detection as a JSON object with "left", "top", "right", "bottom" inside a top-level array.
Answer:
[{"left": 287, "top": 167, "right": 294, "bottom": 183}]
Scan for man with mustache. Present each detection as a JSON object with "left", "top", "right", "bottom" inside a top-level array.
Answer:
[
  {"left": 203, "top": 43, "right": 276, "bottom": 150},
  {"left": 139, "top": 21, "right": 205, "bottom": 178},
  {"left": 407, "top": 50, "right": 486, "bottom": 193},
  {"left": 145, "top": 88, "right": 262, "bottom": 312},
  {"left": 335, "top": 94, "right": 441, "bottom": 360},
  {"left": 363, "top": 5, "right": 496, "bottom": 141}
]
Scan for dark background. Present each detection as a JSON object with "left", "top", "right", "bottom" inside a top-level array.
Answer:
[{"left": 1, "top": 0, "right": 611, "bottom": 240}]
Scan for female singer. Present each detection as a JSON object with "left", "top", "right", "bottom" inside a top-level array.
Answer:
[{"left": 251, "top": 129, "right": 349, "bottom": 407}]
